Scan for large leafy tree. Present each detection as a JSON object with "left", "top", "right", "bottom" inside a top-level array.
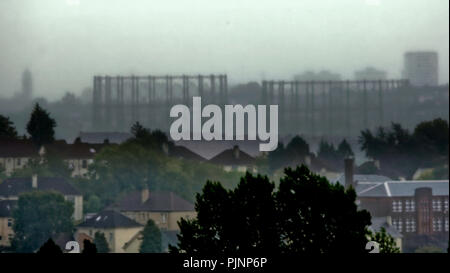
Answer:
[
  {"left": 276, "top": 166, "right": 370, "bottom": 253},
  {"left": 11, "top": 191, "right": 74, "bottom": 253},
  {"left": 139, "top": 219, "right": 162, "bottom": 253},
  {"left": 93, "top": 231, "right": 110, "bottom": 253},
  {"left": 26, "top": 103, "right": 56, "bottom": 146},
  {"left": 368, "top": 227, "right": 400, "bottom": 253},
  {"left": 171, "top": 165, "right": 371, "bottom": 254},
  {"left": 0, "top": 114, "right": 18, "bottom": 139},
  {"left": 359, "top": 119, "right": 448, "bottom": 179}
]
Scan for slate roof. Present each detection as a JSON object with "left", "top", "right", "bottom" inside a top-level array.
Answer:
[
  {"left": 209, "top": 146, "right": 255, "bottom": 166},
  {"left": 334, "top": 174, "right": 392, "bottom": 186},
  {"left": 369, "top": 217, "right": 403, "bottom": 239},
  {"left": 0, "top": 200, "right": 17, "bottom": 217},
  {"left": 0, "top": 138, "right": 39, "bottom": 158},
  {"left": 115, "top": 191, "right": 194, "bottom": 212},
  {"left": 0, "top": 177, "right": 81, "bottom": 197},
  {"left": 77, "top": 210, "right": 142, "bottom": 229},
  {"left": 79, "top": 132, "right": 132, "bottom": 144},
  {"left": 334, "top": 174, "right": 448, "bottom": 197},
  {"left": 169, "top": 145, "right": 206, "bottom": 162}
]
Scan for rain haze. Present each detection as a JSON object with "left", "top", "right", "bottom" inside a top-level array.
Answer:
[{"left": 0, "top": 0, "right": 448, "bottom": 100}]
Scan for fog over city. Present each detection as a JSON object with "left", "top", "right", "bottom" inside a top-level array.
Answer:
[{"left": 0, "top": 0, "right": 448, "bottom": 100}]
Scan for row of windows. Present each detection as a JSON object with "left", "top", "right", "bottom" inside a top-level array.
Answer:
[
  {"left": 392, "top": 199, "right": 449, "bottom": 212},
  {"left": 432, "top": 217, "right": 449, "bottom": 232},
  {"left": 393, "top": 218, "right": 416, "bottom": 233}
]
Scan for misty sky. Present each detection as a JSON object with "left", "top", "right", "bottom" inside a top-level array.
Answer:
[{"left": 0, "top": 0, "right": 448, "bottom": 100}]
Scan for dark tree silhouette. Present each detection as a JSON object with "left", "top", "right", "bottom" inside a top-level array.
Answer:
[
  {"left": 93, "top": 231, "right": 110, "bottom": 253},
  {"left": 276, "top": 166, "right": 371, "bottom": 253},
  {"left": 359, "top": 119, "right": 448, "bottom": 179},
  {"left": 26, "top": 103, "right": 56, "bottom": 146},
  {"left": 37, "top": 238, "right": 63, "bottom": 254},
  {"left": 140, "top": 219, "right": 162, "bottom": 253},
  {"left": 337, "top": 139, "right": 354, "bottom": 158},
  {"left": 0, "top": 114, "right": 18, "bottom": 139},
  {"left": 171, "top": 166, "right": 371, "bottom": 254},
  {"left": 82, "top": 239, "right": 97, "bottom": 254}
]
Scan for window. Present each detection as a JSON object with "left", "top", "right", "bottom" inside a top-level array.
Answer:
[
  {"left": 392, "top": 200, "right": 402, "bottom": 212},
  {"left": 433, "top": 218, "right": 442, "bottom": 232},
  {"left": 405, "top": 200, "right": 415, "bottom": 212},
  {"left": 445, "top": 218, "right": 449, "bottom": 232},
  {"left": 89, "top": 230, "right": 93, "bottom": 236},
  {"left": 0, "top": 236, "right": 2, "bottom": 241},
  {"left": 109, "top": 232, "right": 113, "bottom": 242},
  {"left": 82, "top": 160, "right": 88, "bottom": 169},
  {"left": 7, "top": 218, "right": 12, "bottom": 227},
  {"left": 405, "top": 218, "right": 416, "bottom": 233},
  {"left": 432, "top": 199, "right": 442, "bottom": 211},
  {"left": 17, "top": 158, "right": 22, "bottom": 166},
  {"left": 444, "top": 199, "right": 449, "bottom": 212},
  {"left": 393, "top": 218, "right": 403, "bottom": 232}
]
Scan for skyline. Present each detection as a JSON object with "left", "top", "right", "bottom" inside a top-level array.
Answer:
[{"left": 0, "top": 0, "right": 448, "bottom": 100}]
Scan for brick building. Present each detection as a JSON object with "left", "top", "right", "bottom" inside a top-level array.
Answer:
[{"left": 336, "top": 159, "right": 449, "bottom": 252}]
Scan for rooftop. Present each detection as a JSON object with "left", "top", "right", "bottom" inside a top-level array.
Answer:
[
  {"left": 209, "top": 145, "right": 255, "bottom": 166},
  {"left": 0, "top": 200, "right": 17, "bottom": 217},
  {"left": 0, "top": 176, "right": 81, "bottom": 197},
  {"left": 77, "top": 210, "right": 142, "bottom": 229}
]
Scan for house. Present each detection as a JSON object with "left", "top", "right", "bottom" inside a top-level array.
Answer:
[
  {"left": 168, "top": 144, "right": 206, "bottom": 162},
  {"left": 336, "top": 158, "right": 449, "bottom": 252},
  {"left": 369, "top": 216, "right": 403, "bottom": 252},
  {"left": 40, "top": 139, "right": 109, "bottom": 178},
  {"left": 113, "top": 189, "right": 196, "bottom": 231},
  {"left": 0, "top": 200, "right": 16, "bottom": 247},
  {"left": 0, "top": 137, "right": 39, "bottom": 176},
  {"left": 0, "top": 174, "right": 83, "bottom": 247},
  {"left": 209, "top": 145, "right": 256, "bottom": 172},
  {"left": 75, "top": 210, "right": 143, "bottom": 253}
]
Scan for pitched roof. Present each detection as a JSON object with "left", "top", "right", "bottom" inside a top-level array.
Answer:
[
  {"left": 209, "top": 145, "right": 255, "bottom": 166},
  {"left": 0, "top": 176, "right": 81, "bottom": 197},
  {"left": 43, "top": 142, "right": 109, "bottom": 159},
  {"left": 169, "top": 145, "right": 206, "bottom": 162},
  {"left": 369, "top": 217, "right": 403, "bottom": 239},
  {"left": 0, "top": 137, "right": 39, "bottom": 158},
  {"left": 78, "top": 132, "right": 132, "bottom": 144},
  {"left": 77, "top": 210, "right": 142, "bottom": 229},
  {"left": 334, "top": 174, "right": 392, "bottom": 186},
  {"left": 359, "top": 181, "right": 448, "bottom": 197},
  {"left": 115, "top": 191, "right": 194, "bottom": 212},
  {"left": 0, "top": 200, "right": 17, "bottom": 217},
  {"left": 334, "top": 174, "right": 449, "bottom": 197}
]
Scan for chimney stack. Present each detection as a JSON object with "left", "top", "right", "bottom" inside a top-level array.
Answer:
[
  {"left": 344, "top": 157, "right": 355, "bottom": 189},
  {"left": 141, "top": 188, "right": 149, "bottom": 204},
  {"left": 232, "top": 145, "right": 240, "bottom": 159},
  {"left": 32, "top": 174, "right": 38, "bottom": 189}
]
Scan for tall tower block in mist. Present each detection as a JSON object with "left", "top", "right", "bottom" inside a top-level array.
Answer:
[
  {"left": 22, "top": 68, "right": 33, "bottom": 98},
  {"left": 403, "top": 51, "right": 438, "bottom": 87}
]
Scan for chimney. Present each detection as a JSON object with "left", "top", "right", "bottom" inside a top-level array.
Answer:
[
  {"left": 344, "top": 157, "right": 355, "bottom": 189},
  {"left": 232, "top": 145, "right": 240, "bottom": 159},
  {"left": 141, "top": 188, "right": 149, "bottom": 204},
  {"left": 32, "top": 174, "right": 38, "bottom": 189}
]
